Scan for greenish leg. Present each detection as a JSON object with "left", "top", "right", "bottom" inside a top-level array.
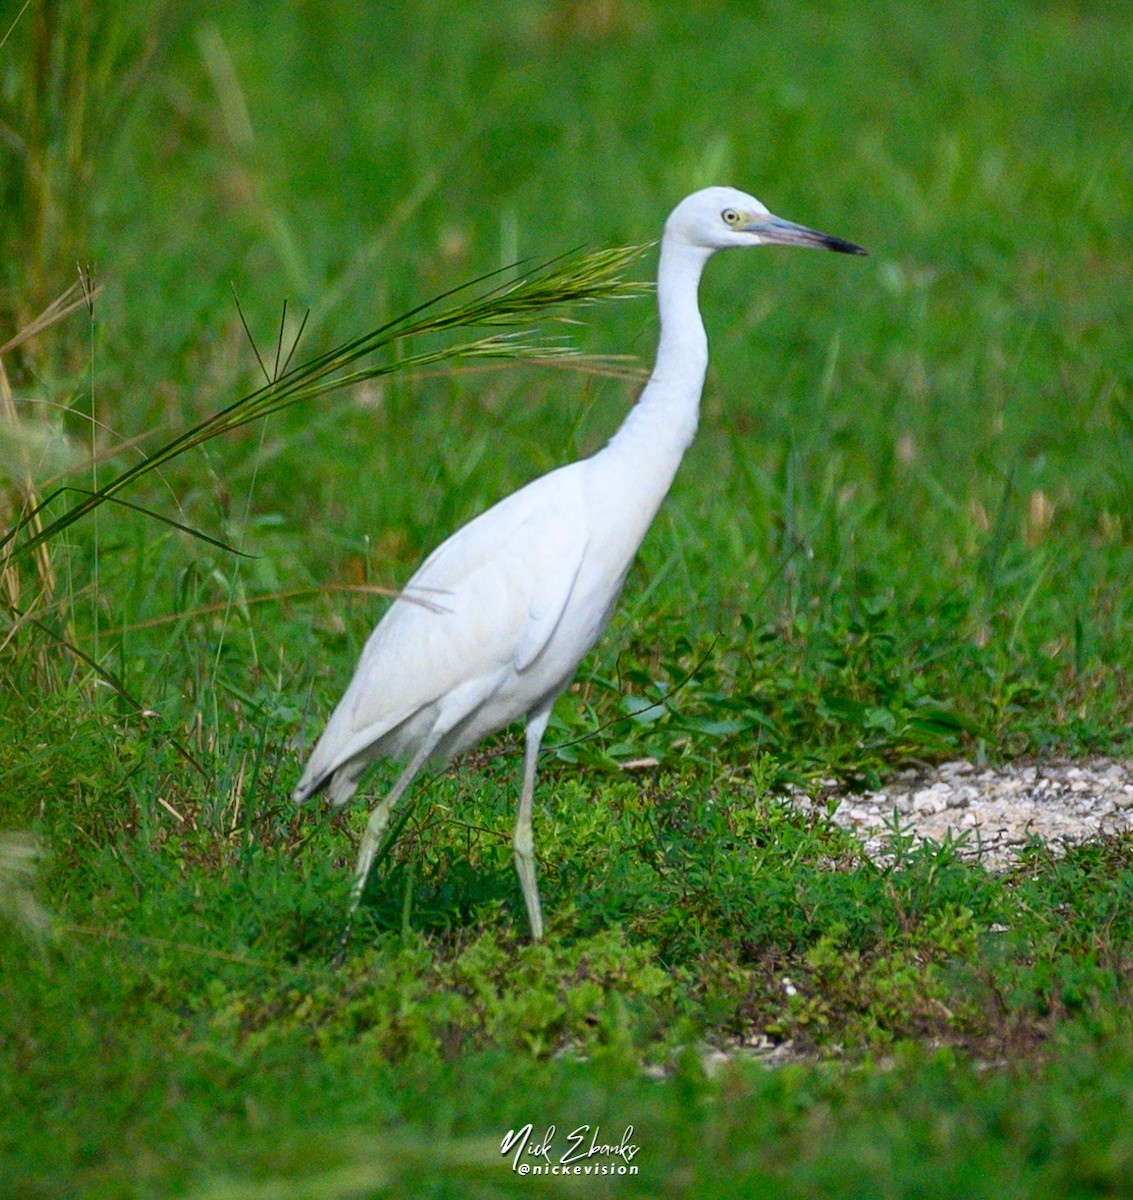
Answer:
[
  {"left": 335, "top": 738, "right": 436, "bottom": 962},
  {"left": 514, "top": 705, "right": 551, "bottom": 942}
]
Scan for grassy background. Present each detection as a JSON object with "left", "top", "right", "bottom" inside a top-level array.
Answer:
[{"left": 2, "top": 0, "right": 1133, "bottom": 1195}]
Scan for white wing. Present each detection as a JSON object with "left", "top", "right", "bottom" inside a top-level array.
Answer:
[{"left": 295, "top": 461, "right": 590, "bottom": 796}]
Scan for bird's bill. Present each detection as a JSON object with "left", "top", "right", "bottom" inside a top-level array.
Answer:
[{"left": 746, "top": 215, "right": 867, "bottom": 256}]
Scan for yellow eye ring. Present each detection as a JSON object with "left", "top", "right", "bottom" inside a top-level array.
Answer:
[{"left": 722, "top": 208, "right": 742, "bottom": 226}]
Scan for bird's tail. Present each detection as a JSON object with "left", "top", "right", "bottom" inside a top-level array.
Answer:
[{"left": 292, "top": 759, "right": 363, "bottom": 809}]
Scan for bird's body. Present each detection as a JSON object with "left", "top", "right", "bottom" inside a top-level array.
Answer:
[
  {"left": 294, "top": 187, "right": 865, "bottom": 943},
  {"left": 298, "top": 463, "right": 618, "bottom": 795}
]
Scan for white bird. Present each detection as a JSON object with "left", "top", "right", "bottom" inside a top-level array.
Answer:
[{"left": 294, "top": 186, "right": 865, "bottom": 943}]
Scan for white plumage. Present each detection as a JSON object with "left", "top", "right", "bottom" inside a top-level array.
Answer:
[{"left": 294, "top": 186, "right": 865, "bottom": 943}]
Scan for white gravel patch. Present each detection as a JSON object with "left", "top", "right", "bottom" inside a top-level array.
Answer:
[{"left": 796, "top": 758, "right": 1133, "bottom": 870}]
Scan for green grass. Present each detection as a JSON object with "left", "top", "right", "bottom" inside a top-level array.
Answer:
[{"left": 2, "top": 0, "right": 1133, "bottom": 1194}]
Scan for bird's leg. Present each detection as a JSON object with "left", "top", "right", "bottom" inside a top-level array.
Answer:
[
  {"left": 514, "top": 705, "right": 552, "bottom": 942},
  {"left": 335, "top": 740, "right": 434, "bottom": 962}
]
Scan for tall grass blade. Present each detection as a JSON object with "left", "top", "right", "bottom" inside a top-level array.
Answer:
[{"left": 1, "top": 243, "right": 651, "bottom": 564}]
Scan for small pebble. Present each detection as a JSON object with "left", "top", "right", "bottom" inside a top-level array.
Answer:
[{"left": 913, "top": 788, "right": 948, "bottom": 815}]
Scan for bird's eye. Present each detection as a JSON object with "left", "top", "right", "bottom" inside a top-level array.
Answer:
[{"left": 722, "top": 209, "right": 741, "bottom": 226}]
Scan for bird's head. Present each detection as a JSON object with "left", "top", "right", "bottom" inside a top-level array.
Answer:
[{"left": 664, "top": 186, "right": 866, "bottom": 257}]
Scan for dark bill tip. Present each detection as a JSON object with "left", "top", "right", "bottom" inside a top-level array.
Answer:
[{"left": 821, "top": 233, "right": 868, "bottom": 256}]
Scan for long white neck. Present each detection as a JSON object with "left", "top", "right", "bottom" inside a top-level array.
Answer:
[{"left": 603, "top": 237, "right": 713, "bottom": 487}]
